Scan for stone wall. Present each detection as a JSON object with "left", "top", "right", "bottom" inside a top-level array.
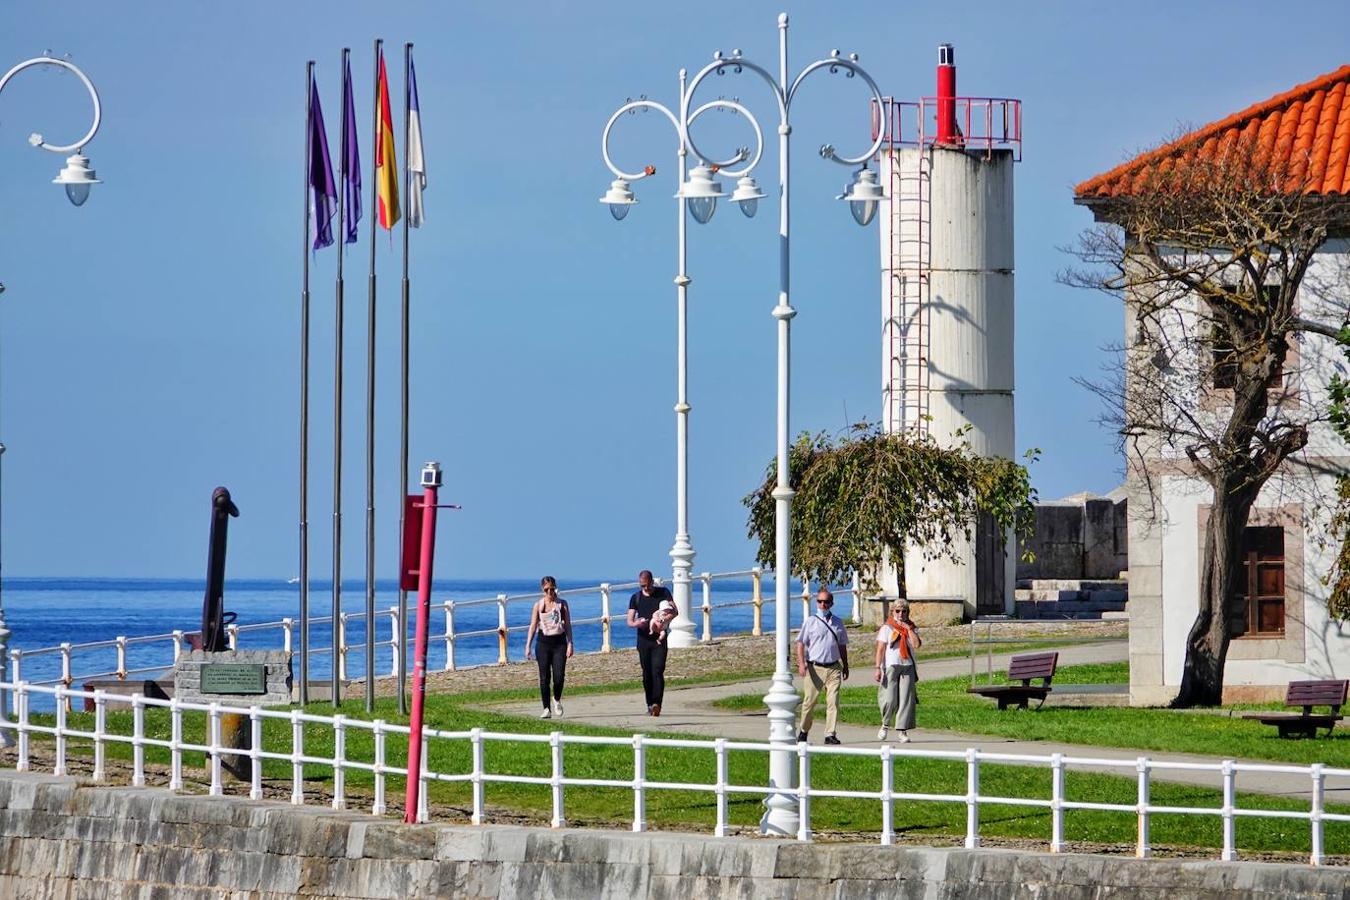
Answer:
[
  {"left": 1017, "top": 495, "right": 1128, "bottom": 582},
  {"left": 0, "top": 770, "right": 1345, "bottom": 898}
]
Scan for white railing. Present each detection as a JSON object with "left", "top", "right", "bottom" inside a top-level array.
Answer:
[
  {"left": 1, "top": 680, "right": 1345, "bottom": 865},
  {"left": 10, "top": 570, "right": 864, "bottom": 707}
]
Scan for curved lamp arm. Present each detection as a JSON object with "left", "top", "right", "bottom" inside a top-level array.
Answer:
[
  {"left": 601, "top": 96, "right": 763, "bottom": 181},
  {"left": 789, "top": 53, "right": 886, "bottom": 166},
  {"left": 0, "top": 56, "right": 102, "bottom": 155}
]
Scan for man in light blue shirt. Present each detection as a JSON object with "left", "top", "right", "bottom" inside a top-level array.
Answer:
[{"left": 794, "top": 588, "right": 850, "bottom": 745}]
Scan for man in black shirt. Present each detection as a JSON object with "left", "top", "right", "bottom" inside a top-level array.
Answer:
[{"left": 626, "top": 569, "right": 676, "bottom": 716}]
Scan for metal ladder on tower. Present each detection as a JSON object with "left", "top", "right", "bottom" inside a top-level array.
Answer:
[{"left": 884, "top": 144, "right": 931, "bottom": 436}]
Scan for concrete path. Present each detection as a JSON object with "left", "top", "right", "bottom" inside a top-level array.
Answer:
[{"left": 495, "top": 640, "right": 1350, "bottom": 803}]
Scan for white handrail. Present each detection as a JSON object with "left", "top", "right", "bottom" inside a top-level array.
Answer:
[{"left": 1, "top": 679, "right": 1347, "bottom": 865}]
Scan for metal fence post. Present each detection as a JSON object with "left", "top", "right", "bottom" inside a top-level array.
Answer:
[
  {"left": 1221, "top": 760, "right": 1236, "bottom": 861},
  {"left": 550, "top": 731, "right": 565, "bottom": 828},
  {"left": 751, "top": 568, "right": 763, "bottom": 636},
  {"left": 714, "top": 738, "right": 729, "bottom": 838},
  {"left": 52, "top": 687, "right": 67, "bottom": 774},
  {"left": 632, "top": 734, "right": 646, "bottom": 833},
  {"left": 965, "top": 748, "right": 980, "bottom": 849},
  {"left": 337, "top": 614, "right": 349, "bottom": 681},
  {"left": 208, "top": 703, "right": 223, "bottom": 796},
  {"left": 600, "top": 584, "right": 612, "bottom": 653},
  {"left": 332, "top": 715, "right": 347, "bottom": 810},
  {"left": 226, "top": 623, "right": 239, "bottom": 651},
  {"left": 372, "top": 721, "right": 388, "bottom": 816},
  {"left": 130, "top": 694, "right": 145, "bottom": 787},
  {"left": 1310, "top": 763, "right": 1325, "bottom": 866},
  {"left": 169, "top": 698, "right": 184, "bottom": 790},
  {"left": 1050, "top": 752, "right": 1065, "bottom": 853},
  {"left": 1136, "top": 757, "right": 1151, "bottom": 858},
  {"left": 281, "top": 619, "right": 294, "bottom": 657},
  {"left": 444, "top": 601, "right": 457, "bottom": 671},
  {"left": 249, "top": 707, "right": 264, "bottom": 800},
  {"left": 700, "top": 573, "right": 713, "bottom": 643},
  {"left": 388, "top": 606, "right": 401, "bottom": 677},
  {"left": 15, "top": 682, "right": 29, "bottom": 771},
  {"left": 92, "top": 689, "right": 107, "bottom": 782},
  {"left": 115, "top": 637, "right": 127, "bottom": 680},
  {"left": 850, "top": 571, "right": 862, "bottom": 624},
  {"left": 291, "top": 710, "right": 305, "bottom": 805},
  {"left": 496, "top": 594, "right": 509, "bottom": 664},
  {"left": 470, "top": 727, "right": 485, "bottom": 825},
  {"left": 880, "top": 744, "right": 894, "bottom": 846},
  {"left": 797, "top": 743, "right": 812, "bottom": 842}
]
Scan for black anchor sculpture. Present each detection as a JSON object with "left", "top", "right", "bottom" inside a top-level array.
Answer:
[{"left": 200, "top": 486, "right": 241, "bottom": 652}]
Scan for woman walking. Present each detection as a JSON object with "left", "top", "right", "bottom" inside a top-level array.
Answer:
[
  {"left": 525, "top": 576, "right": 573, "bottom": 718},
  {"left": 874, "top": 599, "right": 921, "bottom": 743}
]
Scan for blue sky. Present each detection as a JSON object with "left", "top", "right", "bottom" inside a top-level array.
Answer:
[{"left": 1, "top": 2, "right": 1345, "bottom": 581}]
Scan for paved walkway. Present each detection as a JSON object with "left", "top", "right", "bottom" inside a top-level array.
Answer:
[{"left": 495, "top": 640, "right": 1350, "bottom": 803}]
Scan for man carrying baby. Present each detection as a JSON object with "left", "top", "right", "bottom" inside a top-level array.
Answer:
[{"left": 626, "top": 569, "right": 677, "bottom": 716}]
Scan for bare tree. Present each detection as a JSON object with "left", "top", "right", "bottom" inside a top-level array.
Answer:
[{"left": 1066, "top": 138, "right": 1350, "bottom": 707}]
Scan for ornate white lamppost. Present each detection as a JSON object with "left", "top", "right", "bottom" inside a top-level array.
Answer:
[
  {"left": 0, "top": 55, "right": 103, "bottom": 746},
  {"left": 600, "top": 76, "right": 766, "bottom": 647},
  {"left": 679, "top": 15, "right": 885, "bottom": 836}
]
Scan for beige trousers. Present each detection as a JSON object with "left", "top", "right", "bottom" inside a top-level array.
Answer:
[{"left": 799, "top": 661, "right": 843, "bottom": 734}]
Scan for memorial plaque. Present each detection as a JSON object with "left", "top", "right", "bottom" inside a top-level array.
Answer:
[{"left": 200, "top": 663, "right": 267, "bottom": 695}]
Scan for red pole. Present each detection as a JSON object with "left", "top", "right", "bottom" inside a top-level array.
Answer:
[
  {"left": 936, "top": 43, "right": 956, "bottom": 145},
  {"left": 404, "top": 463, "right": 440, "bottom": 823}
]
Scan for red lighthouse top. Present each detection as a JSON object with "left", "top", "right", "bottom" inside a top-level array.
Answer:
[{"left": 872, "top": 44, "right": 1023, "bottom": 160}]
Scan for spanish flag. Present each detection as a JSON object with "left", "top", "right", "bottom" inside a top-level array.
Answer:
[{"left": 375, "top": 50, "right": 400, "bottom": 229}]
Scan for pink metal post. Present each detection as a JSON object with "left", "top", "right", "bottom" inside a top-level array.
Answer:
[{"left": 404, "top": 463, "right": 440, "bottom": 823}]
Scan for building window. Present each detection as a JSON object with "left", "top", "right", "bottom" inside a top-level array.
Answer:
[{"left": 1228, "top": 526, "right": 1285, "bottom": 637}]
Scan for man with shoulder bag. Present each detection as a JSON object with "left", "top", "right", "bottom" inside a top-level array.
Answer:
[{"left": 794, "top": 587, "right": 849, "bottom": 745}]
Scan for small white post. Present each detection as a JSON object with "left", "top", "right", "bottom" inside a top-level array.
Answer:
[
  {"left": 281, "top": 619, "right": 294, "bottom": 657},
  {"left": 249, "top": 707, "right": 263, "bottom": 800},
  {"left": 372, "top": 721, "right": 387, "bottom": 816},
  {"left": 15, "top": 682, "right": 30, "bottom": 771},
  {"left": 1136, "top": 757, "right": 1151, "bottom": 858},
  {"left": 550, "top": 731, "right": 565, "bottom": 828},
  {"left": 114, "top": 636, "right": 127, "bottom": 680},
  {"left": 1050, "top": 752, "right": 1065, "bottom": 853},
  {"left": 290, "top": 710, "right": 305, "bottom": 805},
  {"left": 700, "top": 573, "right": 713, "bottom": 643},
  {"left": 332, "top": 715, "right": 347, "bottom": 810},
  {"left": 443, "top": 601, "right": 456, "bottom": 671},
  {"left": 799, "top": 576, "right": 811, "bottom": 629},
  {"left": 600, "top": 584, "right": 612, "bottom": 653},
  {"left": 797, "top": 743, "right": 811, "bottom": 842},
  {"left": 54, "top": 687, "right": 69, "bottom": 775},
  {"left": 850, "top": 571, "right": 862, "bottom": 624},
  {"left": 10, "top": 649, "right": 21, "bottom": 686},
  {"left": 337, "top": 614, "right": 349, "bottom": 680},
  {"left": 417, "top": 740, "right": 430, "bottom": 824},
  {"left": 496, "top": 594, "right": 509, "bottom": 664},
  {"left": 880, "top": 744, "right": 894, "bottom": 846},
  {"left": 208, "top": 703, "right": 223, "bottom": 796},
  {"left": 1221, "top": 759, "right": 1237, "bottom": 861},
  {"left": 388, "top": 606, "right": 400, "bottom": 677},
  {"left": 60, "top": 643, "right": 72, "bottom": 709},
  {"left": 226, "top": 623, "right": 239, "bottom": 651},
  {"left": 632, "top": 734, "right": 646, "bottom": 833},
  {"left": 131, "top": 694, "right": 145, "bottom": 787},
  {"left": 1310, "top": 763, "right": 1325, "bottom": 866},
  {"left": 714, "top": 738, "right": 729, "bottom": 838},
  {"left": 965, "top": 748, "right": 981, "bottom": 849},
  {"left": 172, "top": 632, "right": 184, "bottom": 665},
  {"left": 470, "top": 727, "right": 485, "bottom": 825},
  {"left": 169, "top": 699, "right": 183, "bottom": 790},
  {"left": 92, "top": 690, "right": 107, "bottom": 782},
  {"left": 751, "top": 568, "right": 764, "bottom": 636}
]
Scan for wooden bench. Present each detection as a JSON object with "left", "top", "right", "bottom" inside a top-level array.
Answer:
[
  {"left": 968, "top": 652, "right": 1059, "bottom": 710},
  {"left": 1242, "top": 680, "right": 1348, "bottom": 739}
]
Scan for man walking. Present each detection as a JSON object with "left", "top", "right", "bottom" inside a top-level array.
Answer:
[
  {"left": 795, "top": 588, "right": 849, "bottom": 744},
  {"left": 626, "top": 569, "right": 676, "bottom": 716}
]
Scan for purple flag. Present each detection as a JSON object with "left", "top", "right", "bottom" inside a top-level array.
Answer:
[
  {"left": 308, "top": 77, "right": 337, "bottom": 250},
  {"left": 341, "top": 58, "right": 362, "bottom": 244}
]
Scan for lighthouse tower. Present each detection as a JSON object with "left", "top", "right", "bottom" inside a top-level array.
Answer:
[{"left": 876, "top": 46, "right": 1022, "bottom": 617}]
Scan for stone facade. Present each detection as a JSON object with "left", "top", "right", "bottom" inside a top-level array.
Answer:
[{"left": 173, "top": 649, "right": 293, "bottom": 707}]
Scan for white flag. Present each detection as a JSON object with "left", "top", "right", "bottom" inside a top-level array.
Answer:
[{"left": 407, "top": 56, "right": 426, "bottom": 228}]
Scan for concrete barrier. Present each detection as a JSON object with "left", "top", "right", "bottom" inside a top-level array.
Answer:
[{"left": 0, "top": 769, "right": 1344, "bottom": 898}]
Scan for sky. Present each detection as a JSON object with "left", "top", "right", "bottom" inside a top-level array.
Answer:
[{"left": 0, "top": 1, "right": 1345, "bottom": 582}]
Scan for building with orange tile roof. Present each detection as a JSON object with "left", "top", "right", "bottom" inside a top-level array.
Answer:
[{"left": 1073, "top": 66, "right": 1350, "bottom": 705}]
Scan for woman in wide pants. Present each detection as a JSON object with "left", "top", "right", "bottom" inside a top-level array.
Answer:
[
  {"left": 874, "top": 599, "right": 921, "bottom": 743},
  {"left": 525, "top": 576, "right": 574, "bottom": 718}
]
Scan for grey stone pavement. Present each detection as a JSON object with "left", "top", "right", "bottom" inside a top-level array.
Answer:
[{"left": 496, "top": 640, "right": 1350, "bottom": 804}]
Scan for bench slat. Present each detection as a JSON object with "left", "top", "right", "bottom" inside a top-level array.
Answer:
[
  {"left": 1286, "top": 680, "right": 1348, "bottom": 706},
  {"left": 1006, "top": 652, "right": 1059, "bottom": 682}
]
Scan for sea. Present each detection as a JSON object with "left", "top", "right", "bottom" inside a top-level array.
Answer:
[{"left": 2, "top": 575, "right": 810, "bottom": 706}]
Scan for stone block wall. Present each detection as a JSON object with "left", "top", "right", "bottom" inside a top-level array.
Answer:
[
  {"left": 0, "top": 770, "right": 1345, "bottom": 898},
  {"left": 1017, "top": 496, "right": 1128, "bottom": 582}
]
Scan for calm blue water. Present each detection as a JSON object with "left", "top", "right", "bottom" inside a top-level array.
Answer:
[{"left": 3, "top": 575, "right": 815, "bottom": 702}]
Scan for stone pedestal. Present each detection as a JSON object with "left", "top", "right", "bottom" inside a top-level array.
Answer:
[{"left": 173, "top": 650, "right": 292, "bottom": 780}]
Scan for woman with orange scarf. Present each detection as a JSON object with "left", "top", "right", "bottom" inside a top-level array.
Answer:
[{"left": 874, "top": 599, "right": 921, "bottom": 742}]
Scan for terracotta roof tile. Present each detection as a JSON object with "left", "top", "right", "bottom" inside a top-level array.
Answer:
[{"left": 1076, "top": 65, "right": 1350, "bottom": 198}]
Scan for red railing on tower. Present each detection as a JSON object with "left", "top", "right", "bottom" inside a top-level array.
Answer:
[{"left": 870, "top": 96, "right": 1022, "bottom": 160}]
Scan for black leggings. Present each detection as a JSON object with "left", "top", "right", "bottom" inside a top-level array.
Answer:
[
  {"left": 637, "top": 642, "right": 668, "bottom": 707},
  {"left": 536, "top": 634, "right": 567, "bottom": 709}
]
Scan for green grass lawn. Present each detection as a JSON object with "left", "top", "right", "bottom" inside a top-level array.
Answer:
[
  {"left": 715, "top": 662, "right": 1350, "bottom": 768},
  {"left": 23, "top": 675, "right": 1349, "bottom": 859}
]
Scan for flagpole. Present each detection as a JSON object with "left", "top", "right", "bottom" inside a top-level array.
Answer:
[
  {"left": 331, "top": 47, "right": 349, "bottom": 709},
  {"left": 300, "top": 61, "right": 314, "bottom": 707},
  {"left": 397, "top": 41, "right": 412, "bottom": 717},
  {"left": 369, "top": 38, "right": 385, "bottom": 715},
  {"left": 363, "top": 38, "right": 381, "bottom": 715}
]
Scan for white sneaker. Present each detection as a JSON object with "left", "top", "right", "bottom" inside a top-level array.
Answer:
[
  {"left": 897, "top": 731, "right": 910, "bottom": 743},
  {"left": 553, "top": 701, "right": 564, "bottom": 718},
  {"left": 876, "top": 727, "right": 888, "bottom": 741},
  {"left": 539, "top": 707, "right": 553, "bottom": 719}
]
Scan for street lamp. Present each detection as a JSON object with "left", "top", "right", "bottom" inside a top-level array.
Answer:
[
  {"left": 600, "top": 73, "right": 764, "bottom": 648},
  {"left": 0, "top": 54, "right": 104, "bottom": 747},
  {"left": 1, "top": 56, "right": 103, "bottom": 206},
  {"left": 678, "top": 16, "right": 886, "bottom": 837}
]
